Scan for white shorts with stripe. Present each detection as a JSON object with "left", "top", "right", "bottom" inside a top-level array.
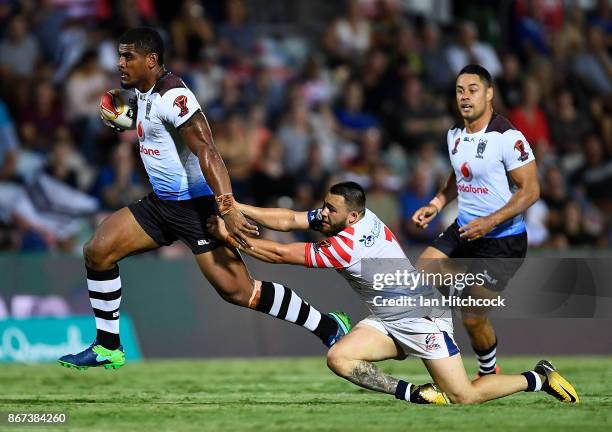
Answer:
[{"left": 358, "top": 315, "right": 459, "bottom": 360}]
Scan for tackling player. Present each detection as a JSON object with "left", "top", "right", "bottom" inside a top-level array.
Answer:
[
  {"left": 412, "top": 64, "right": 540, "bottom": 377},
  {"left": 58, "top": 28, "right": 350, "bottom": 370},
  {"left": 207, "top": 182, "right": 578, "bottom": 405}
]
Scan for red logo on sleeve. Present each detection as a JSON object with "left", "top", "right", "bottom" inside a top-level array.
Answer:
[
  {"left": 514, "top": 140, "right": 529, "bottom": 161},
  {"left": 173, "top": 95, "right": 189, "bottom": 117},
  {"left": 451, "top": 137, "right": 460, "bottom": 154}
]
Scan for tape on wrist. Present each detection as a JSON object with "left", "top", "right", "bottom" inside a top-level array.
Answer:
[
  {"left": 429, "top": 197, "right": 443, "bottom": 214},
  {"left": 216, "top": 193, "right": 236, "bottom": 216}
]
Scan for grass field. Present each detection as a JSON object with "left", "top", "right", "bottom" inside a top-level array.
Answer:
[{"left": 1, "top": 356, "right": 611, "bottom": 432}]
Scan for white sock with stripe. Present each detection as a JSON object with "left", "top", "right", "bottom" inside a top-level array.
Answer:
[
  {"left": 475, "top": 339, "right": 498, "bottom": 376},
  {"left": 522, "top": 370, "right": 543, "bottom": 392},
  {"left": 86, "top": 265, "right": 121, "bottom": 350},
  {"left": 394, "top": 380, "right": 414, "bottom": 402},
  {"left": 255, "top": 281, "right": 338, "bottom": 343}
]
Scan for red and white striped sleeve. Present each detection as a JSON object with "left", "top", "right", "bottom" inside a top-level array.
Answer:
[{"left": 304, "top": 227, "right": 356, "bottom": 269}]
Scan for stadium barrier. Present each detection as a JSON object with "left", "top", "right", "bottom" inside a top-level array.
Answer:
[
  {"left": 1, "top": 253, "right": 611, "bottom": 359},
  {"left": 0, "top": 315, "right": 141, "bottom": 363}
]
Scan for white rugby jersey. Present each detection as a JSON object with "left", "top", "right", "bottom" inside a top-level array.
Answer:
[
  {"left": 447, "top": 113, "right": 535, "bottom": 238},
  {"left": 305, "top": 208, "right": 438, "bottom": 321},
  {"left": 134, "top": 72, "right": 212, "bottom": 200}
]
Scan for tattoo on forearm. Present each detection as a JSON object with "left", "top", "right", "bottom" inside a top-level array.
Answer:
[{"left": 349, "top": 361, "right": 400, "bottom": 395}]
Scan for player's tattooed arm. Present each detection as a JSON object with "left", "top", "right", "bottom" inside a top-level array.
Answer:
[
  {"left": 236, "top": 203, "right": 310, "bottom": 232},
  {"left": 348, "top": 361, "right": 400, "bottom": 395},
  {"left": 459, "top": 161, "right": 539, "bottom": 240},
  {"left": 179, "top": 112, "right": 258, "bottom": 247}
]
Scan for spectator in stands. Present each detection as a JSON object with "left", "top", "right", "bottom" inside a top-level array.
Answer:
[
  {"left": 420, "top": 22, "right": 454, "bottom": 94},
  {"left": 400, "top": 162, "right": 440, "bottom": 244},
  {"left": 361, "top": 49, "right": 393, "bottom": 119},
  {"left": 389, "top": 76, "right": 451, "bottom": 153},
  {"left": 296, "top": 144, "right": 330, "bottom": 203},
  {"left": 366, "top": 164, "right": 401, "bottom": 237},
  {"left": 0, "top": 99, "right": 19, "bottom": 183},
  {"left": 446, "top": 20, "right": 502, "bottom": 77},
  {"left": 90, "top": 141, "right": 146, "bottom": 211},
  {"left": 560, "top": 201, "right": 599, "bottom": 247},
  {"left": 573, "top": 24, "right": 612, "bottom": 96},
  {"left": 64, "top": 50, "right": 109, "bottom": 162},
  {"left": 0, "top": 14, "right": 40, "bottom": 78},
  {"left": 515, "top": 0, "right": 551, "bottom": 60},
  {"left": 217, "top": 0, "right": 257, "bottom": 60},
  {"left": 18, "top": 80, "right": 64, "bottom": 153},
  {"left": 332, "top": 0, "right": 371, "bottom": 62},
  {"left": 496, "top": 53, "right": 524, "bottom": 111},
  {"left": 549, "top": 89, "right": 593, "bottom": 156},
  {"left": 571, "top": 134, "right": 612, "bottom": 208},
  {"left": 171, "top": 0, "right": 215, "bottom": 62},
  {"left": 540, "top": 165, "right": 568, "bottom": 238},
  {"left": 509, "top": 77, "right": 551, "bottom": 155},
  {"left": 277, "top": 99, "right": 313, "bottom": 175},
  {"left": 30, "top": 0, "right": 67, "bottom": 62},
  {"left": 335, "top": 81, "right": 378, "bottom": 142}
]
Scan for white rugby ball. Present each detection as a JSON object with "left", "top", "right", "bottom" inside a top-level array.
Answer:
[{"left": 100, "top": 88, "right": 137, "bottom": 130}]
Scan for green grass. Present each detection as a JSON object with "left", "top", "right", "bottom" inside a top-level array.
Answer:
[{"left": 0, "top": 357, "right": 611, "bottom": 432}]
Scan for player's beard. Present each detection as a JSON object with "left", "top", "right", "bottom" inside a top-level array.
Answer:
[{"left": 322, "top": 220, "right": 348, "bottom": 236}]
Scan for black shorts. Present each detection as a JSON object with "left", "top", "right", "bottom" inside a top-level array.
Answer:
[
  {"left": 128, "top": 192, "right": 221, "bottom": 254},
  {"left": 430, "top": 220, "right": 527, "bottom": 291}
]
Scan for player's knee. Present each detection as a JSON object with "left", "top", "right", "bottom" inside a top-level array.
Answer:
[
  {"left": 83, "top": 236, "right": 118, "bottom": 269},
  {"left": 446, "top": 388, "right": 479, "bottom": 404},
  {"left": 462, "top": 315, "right": 487, "bottom": 333},
  {"left": 216, "top": 285, "right": 250, "bottom": 307},
  {"left": 326, "top": 347, "right": 353, "bottom": 377}
]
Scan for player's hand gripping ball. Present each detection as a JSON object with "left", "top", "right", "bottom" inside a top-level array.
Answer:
[{"left": 100, "top": 89, "right": 137, "bottom": 131}]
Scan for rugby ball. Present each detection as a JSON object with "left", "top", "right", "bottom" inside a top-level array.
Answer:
[{"left": 100, "top": 89, "right": 137, "bottom": 130}]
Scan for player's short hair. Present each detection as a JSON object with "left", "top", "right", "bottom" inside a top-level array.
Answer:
[
  {"left": 119, "top": 27, "right": 164, "bottom": 65},
  {"left": 330, "top": 182, "right": 366, "bottom": 214},
  {"left": 457, "top": 64, "right": 493, "bottom": 88}
]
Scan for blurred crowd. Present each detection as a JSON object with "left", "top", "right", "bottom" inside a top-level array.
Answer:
[{"left": 0, "top": 0, "right": 611, "bottom": 254}]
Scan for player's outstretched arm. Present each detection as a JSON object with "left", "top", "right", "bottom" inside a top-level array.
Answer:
[
  {"left": 412, "top": 169, "right": 458, "bottom": 229},
  {"left": 178, "top": 112, "right": 258, "bottom": 247},
  {"left": 207, "top": 216, "right": 306, "bottom": 265},
  {"left": 237, "top": 203, "right": 310, "bottom": 232},
  {"left": 459, "top": 161, "right": 540, "bottom": 240}
]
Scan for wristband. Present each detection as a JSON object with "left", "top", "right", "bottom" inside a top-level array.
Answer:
[
  {"left": 216, "top": 193, "right": 236, "bottom": 216},
  {"left": 428, "top": 197, "right": 443, "bottom": 214}
]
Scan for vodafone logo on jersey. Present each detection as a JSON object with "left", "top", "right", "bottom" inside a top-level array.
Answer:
[
  {"left": 460, "top": 162, "right": 473, "bottom": 181},
  {"left": 457, "top": 162, "right": 489, "bottom": 194},
  {"left": 137, "top": 121, "right": 145, "bottom": 142},
  {"left": 137, "top": 120, "right": 161, "bottom": 156},
  {"left": 140, "top": 144, "right": 160, "bottom": 156},
  {"left": 457, "top": 183, "right": 489, "bottom": 194},
  {"left": 140, "top": 144, "right": 160, "bottom": 157}
]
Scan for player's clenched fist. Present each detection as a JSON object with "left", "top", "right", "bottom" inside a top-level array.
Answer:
[{"left": 412, "top": 204, "right": 439, "bottom": 229}]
